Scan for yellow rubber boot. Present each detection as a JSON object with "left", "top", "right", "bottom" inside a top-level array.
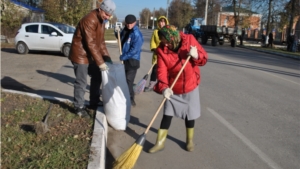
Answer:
[
  {"left": 148, "top": 129, "right": 168, "bottom": 153},
  {"left": 186, "top": 128, "right": 194, "bottom": 152}
]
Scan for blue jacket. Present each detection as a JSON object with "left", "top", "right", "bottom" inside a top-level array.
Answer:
[{"left": 120, "top": 25, "right": 144, "bottom": 61}]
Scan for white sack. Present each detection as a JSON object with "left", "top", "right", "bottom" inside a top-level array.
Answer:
[{"left": 101, "top": 63, "right": 131, "bottom": 130}]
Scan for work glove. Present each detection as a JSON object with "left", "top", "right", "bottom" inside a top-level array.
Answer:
[
  {"left": 115, "top": 26, "right": 120, "bottom": 32},
  {"left": 105, "top": 58, "right": 113, "bottom": 64},
  {"left": 99, "top": 63, "right": 109, "bottom": 71},
  {"left": 119, "top": 55, "right": 123, "bottom": 61},
  {"left": 188, "top": 45, "right": 198, "bottom": 59},
  {"left": 163, "top": 88, "right": 173, "bottom": 100}
]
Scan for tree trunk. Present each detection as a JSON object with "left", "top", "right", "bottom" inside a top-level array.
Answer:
[
  {"left": 288, "top": 0, "right": 296, "bottom": 36},
  {"left": 266, "top": 0, "right": 273, "bottom": 34},
  {"left": 233, "top": 0, "right": 238, "bottom": 27}
]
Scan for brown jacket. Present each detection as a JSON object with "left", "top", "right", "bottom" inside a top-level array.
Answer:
[{"left": 69, "top": 9, "right": 110, "bottom": 66}]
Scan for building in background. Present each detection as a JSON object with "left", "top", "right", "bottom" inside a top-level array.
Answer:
[{"left": 217, "top": 6, "right": 262, "bottom": 30}]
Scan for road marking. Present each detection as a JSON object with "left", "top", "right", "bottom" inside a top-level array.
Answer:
[
  {"left": 215, "top": 56, "right": 300, "bottom": 86},
  {"left": 260, "top": 71, "right": 300, "bottom": 86},
  {"left": 207, "top": 107, "right": 283, "bottom": 169},
  {"left": 250, "top": 55, "right": 279, "bottom": 60}
]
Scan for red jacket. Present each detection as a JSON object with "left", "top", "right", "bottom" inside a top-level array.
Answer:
[{"left": 154, "top": 32, "right": 208, "bottom": 94}]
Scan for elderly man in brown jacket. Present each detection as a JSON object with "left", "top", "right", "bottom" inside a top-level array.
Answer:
[{"left": 69, "top": 0, "right": 116, "bottom": 117}]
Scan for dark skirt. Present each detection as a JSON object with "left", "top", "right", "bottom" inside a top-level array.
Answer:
[{"left": 164, "top": 87, "right": 201, "bottom": 120}]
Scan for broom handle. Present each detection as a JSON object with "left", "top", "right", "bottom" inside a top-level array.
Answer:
[
  {"left": 117, "top": 30, "right": 122, "bottom": 55},
  {"left": 117, "top": 30, "right": 123, "bottom": 64},
  {"left": 144, "top": 55, "right": 192, "bottom": 134},
  {"left": 147, "top": 64, "right": 156, "bottom": 75}
]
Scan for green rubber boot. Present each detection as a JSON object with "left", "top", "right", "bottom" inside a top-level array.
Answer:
[
  {"left": 148, "top": 129, "right": 168, "bottom": 153},
  {"left": 186, "top": 128, "right": 194, "bottom": 152}
]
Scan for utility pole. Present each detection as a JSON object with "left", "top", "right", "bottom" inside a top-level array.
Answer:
[
  {"left": 166, "top": 0, "right": 169, "bottom": 19},
  {"left": 146, "top": 12, "right": 149, "bottom": 28},
  {"left": 204, "top": 0, "right": 208, "bottom": 25},
  {"left": 152, "top": 7, "right": 155, "bottom": 30}
]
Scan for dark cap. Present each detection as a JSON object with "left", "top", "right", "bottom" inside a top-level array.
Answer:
[{"left": 125, "top": 14, "right": 136, "bottom": 24}]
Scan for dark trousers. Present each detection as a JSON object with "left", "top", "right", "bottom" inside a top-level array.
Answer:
[
  {"left": 150, "top": 64, "right": 157, "bottom": 81},
  {"left": 72, "top": 62, "right": 101, "bottom": 108},
  {"left": 160, "top": 115, "right": 195, "bottom": 129},
  {"left": 240, "top": 37, "right": 244, "bottom": 45},
  {"left": 88, "top": 62, "right": 102, "bottom": 106},
  {"left": 125, "top": 69, "right": 137, "bottom": 100},
  {"left": 267, "top": 40, "right": 273, "bottom": 48}
]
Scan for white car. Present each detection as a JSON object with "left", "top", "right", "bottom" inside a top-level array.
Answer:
[{"left": 14, "top": 22, "right": 75, "bottom": 57}]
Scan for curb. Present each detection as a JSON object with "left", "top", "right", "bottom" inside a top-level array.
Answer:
[
  {"left": 238, "top": 45, "right": 300, "bottom": 60},
  {"left": 1, "top": 89, "right": 107, "bottom": 169},
  {"left": 105, "top": 40, "right": 117, "bottom": 43},
  {"left": 88, "top": 107, "right": 108, "bottom": 169}
]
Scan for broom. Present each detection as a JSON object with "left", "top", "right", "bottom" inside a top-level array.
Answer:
[
  {"left": 113, "top": 55, "right": 192, "bottom": 169},
  {"left": 117, "top": 29, "right": 122, "bottom": 56},
  {"left": 134, "top": 64, "right": 155, "bottom": 95}
]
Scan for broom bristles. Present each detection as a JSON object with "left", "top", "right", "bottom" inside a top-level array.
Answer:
[
  {"left": 112, "top": 143, "right": 143, "bottom": 169},
  {"left": 134, "top": 79, "right": 147, "bottom": 94}
]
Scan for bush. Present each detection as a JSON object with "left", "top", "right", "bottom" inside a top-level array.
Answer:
[{"left": 1, "top": 0, "right": 27, "bottom": 38}]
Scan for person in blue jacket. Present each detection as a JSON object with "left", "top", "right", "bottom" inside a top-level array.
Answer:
[{"left": 116, "top": 14, "right": 144, "bottom": 106}]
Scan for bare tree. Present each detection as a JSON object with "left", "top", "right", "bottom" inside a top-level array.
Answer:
[
  {"left": 139, "top": 8, "right": 151, "bottom": 28},
  {"left": 217, "top": 0, "right": 254, "bottom": 27},
  {"left": 286, "top": 0, "right": 300, "bottom": 36},
  {"left": 193, "top": 0, "right": 222, "bottom": 25},
  {"left": 168, "top": 0, "right": 194, "bottom": 29},
  {"left": 155, "top": 7, "right": 167, "bottom": 18},
  {"left": 251, "top": 0, "right": 289, "bottom": 33}
]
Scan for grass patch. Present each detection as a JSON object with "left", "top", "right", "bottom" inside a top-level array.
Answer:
[
  {"left": 1, "top": 92, "right": 96, "bottom": 168},
  {"left": 249, "top": 46, "right": 300, "bottom": 57},
  {"left": 1, "top": 43, "right": 15, "bottom": 49},
  {"left": 104, "top": 28, "right": 117, "bottom": 41}
]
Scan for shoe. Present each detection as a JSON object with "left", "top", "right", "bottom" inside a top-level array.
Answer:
[
  {"left": 131, "top": 99, "right": 136, "bottom": 107},
  {"left": 75, "top": 107, "right": 90, "bottom": 118},
  {"left": 144, "top": 87, "right": 153, "bottom": 92},
  {"left": 186, "top": 128, "right": 194, "bottom": 152},
  {"left": 87, "top": 101, "right": 103, "bottom": 110},
  {"left": 148, "top": 129, "right": 168, "bottom": 153}
]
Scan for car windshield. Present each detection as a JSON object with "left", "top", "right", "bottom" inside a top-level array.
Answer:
[{"left": 50, "top": 23, "right": 75, "bottom": 34}]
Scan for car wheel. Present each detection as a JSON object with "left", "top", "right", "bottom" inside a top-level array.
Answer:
[
  {"left": 62, "top": 44, "right": 71, "bottom": 57},
  {"left": 211, "top": 35, "right": 217, "bottom": 46},
  {"left": 231, "top": 38, "right": 236, "bottom": 47},
  {"left": 16, "top": 42, "right": 29, "bottom": 54},
  {"left": 201, "top": 35, "right": 208, "bottom": 45}
]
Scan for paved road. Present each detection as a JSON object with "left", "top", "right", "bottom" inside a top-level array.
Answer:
[
  {"left": 107, "top": 29, "right": 300, "bottom": 169},
  {"left": 1, "top": 29, "right": 300, "bottom": 169}
]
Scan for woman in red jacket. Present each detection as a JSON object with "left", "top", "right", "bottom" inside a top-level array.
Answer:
[{"left": 149, "top": 25, "right": 208, "bottom": 153}]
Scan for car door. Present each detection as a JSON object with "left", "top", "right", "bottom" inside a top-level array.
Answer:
[
  {"left": 40, "top": 24, "right": 62, "bottom": 51},
  {"left": 23, "top": 24, "right": 41, "bottom": 50}
]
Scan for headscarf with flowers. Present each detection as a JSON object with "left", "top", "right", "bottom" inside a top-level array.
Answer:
[{"left": 158, "top": 25, "right": 181, "bottom": 51}]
